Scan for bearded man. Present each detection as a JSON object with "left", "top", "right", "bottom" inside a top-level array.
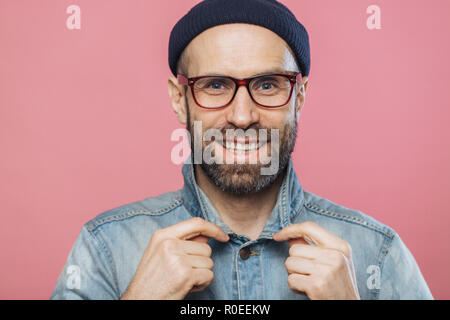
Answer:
[{"left": 51, "top": 0, "right": 432, "bottom": 300}]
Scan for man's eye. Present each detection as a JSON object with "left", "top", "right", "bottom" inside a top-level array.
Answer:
[
  {"left": 261, "top": 82, "right": 275, "bottom": 90},
  {"left": 207, "top": 81, "right": 225, "bottom": 89},
  {"left": 256, "top": 81, "right": 278, "bottom": 90}
]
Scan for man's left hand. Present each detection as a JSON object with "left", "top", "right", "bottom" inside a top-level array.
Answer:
[{"left": 273, "top": 221, "right": 360, "bottom": 300}]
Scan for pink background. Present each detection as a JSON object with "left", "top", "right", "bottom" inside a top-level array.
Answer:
[{"left": 1, "top": 0, "right": 449, "bottom": 299}]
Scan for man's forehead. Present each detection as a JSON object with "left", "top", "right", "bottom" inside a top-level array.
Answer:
[
  {"left": 194, "top": 65, "right": 296, "bottom": 79},
  {"left": 183, "top": 24, "right": 298, "bottom": 77}
]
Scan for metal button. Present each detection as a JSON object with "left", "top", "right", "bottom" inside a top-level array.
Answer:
[{"left": 239, "top": 246, "right": 250, "bottom": 260}]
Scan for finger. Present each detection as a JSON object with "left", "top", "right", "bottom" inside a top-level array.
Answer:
[
  {"left": 274, "top": 221, "right": 338, "bottom": 245},
  {"left": 178, "top": 240, "right": 213, "bottom": 256},
  {"left": 289, "top": 244, "right": 339, "bottom": 262},
  {"left": 287, "top": 273, "right": 312, "bottom": 296},
  {"left": 273, "top": 221, "right": 350, "bottom": 257},
  {"left": 289, "top": 243, "right": 323, "bottom": 260},
  {"left": 285, "top": 256, "right": 323, "bottom": 275},
  {"left": 187, "top": 255, "right": 214, "bottom": 270},
  {"left": 288, "top": 238, "right": 309, "bottom": 247},
  {"left": 190, "top": 269, "right": 214, "bottom": 292},
  {"left": 190, "top": 235, "right": 210, "bottom": 244},
  {"left": 163, "top": 217, "right": 229, "bottom": 242}
]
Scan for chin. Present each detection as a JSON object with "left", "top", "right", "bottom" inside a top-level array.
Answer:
[{"left": 200, "top": 162, "right": 280, "bottom": 195}]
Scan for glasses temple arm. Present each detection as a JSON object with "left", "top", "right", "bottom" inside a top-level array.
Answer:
[{"left": 177, "top": 74, "right": 189, "bottom": 85}]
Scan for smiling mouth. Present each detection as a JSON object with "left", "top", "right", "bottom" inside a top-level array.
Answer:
[{"left": 216, "top": 138, "right": 268, "bottom": 153}]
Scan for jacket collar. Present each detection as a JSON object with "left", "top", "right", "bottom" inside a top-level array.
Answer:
[{"left": 181, "top": 156, "right": 305, "bottom": 239}]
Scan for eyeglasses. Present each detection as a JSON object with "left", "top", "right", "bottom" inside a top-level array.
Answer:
[{"left": 177, "top": 72, "right": 302, "bottom": 109}]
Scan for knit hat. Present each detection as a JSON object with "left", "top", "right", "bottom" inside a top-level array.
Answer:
[{"left": 168, "top": 0, "right": 310, "bottom": 77}]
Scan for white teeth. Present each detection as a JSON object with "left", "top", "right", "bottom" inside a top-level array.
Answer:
[
  {"left": 223, "top": 141, "right": 265, "bottom": 152},
  {"left": 225, "top": 142, "right": 235, "bottom": 149}
]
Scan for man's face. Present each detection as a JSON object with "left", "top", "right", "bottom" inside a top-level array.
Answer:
[{"left": 170, "top": 23, "right": 308, "bottom": 194}]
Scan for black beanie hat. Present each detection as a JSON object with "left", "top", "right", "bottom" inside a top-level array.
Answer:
[{"left": 168, "top": 0, "right": 310, "bottom": 77}]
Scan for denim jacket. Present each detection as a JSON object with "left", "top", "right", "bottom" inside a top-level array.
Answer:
[{"left": 50, "top": 158, "right": 433, "bottom": 300}]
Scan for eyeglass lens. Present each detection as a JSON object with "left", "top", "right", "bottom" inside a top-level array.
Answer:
[{"left": 192, "top": 75, "right": 292, "bottom": 108}]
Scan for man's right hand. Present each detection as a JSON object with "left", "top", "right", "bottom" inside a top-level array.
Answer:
[{"left": 120, "top": 217, "right": 229, "bottom": 300}]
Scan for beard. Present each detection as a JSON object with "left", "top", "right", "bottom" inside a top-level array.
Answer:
[{"left": 186, "top": 101, "right": 298, "bottom": 195}]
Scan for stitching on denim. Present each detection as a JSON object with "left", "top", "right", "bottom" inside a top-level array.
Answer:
[
  {"left": 304, "top": 202, "right": 394, "bottom": 238},
  {"left": 277, "top": 203, "right": 284, "bottom": 231},
  {"left": 196, "top": 188, "right": 210, "bottom": 220},
  {"left": 281, "top": 179, "right": 288, "bottom": 227},
  {"left": 87, "top": 198, "right": 183, "bottom": 232},
  {"left": 235, "top": 247, "right": 241, "bottom": 300},
  {"left": 227, "top": 241, "right": 238, "bottom": 300},
  {"left": 375, "top": 233, "right": 395, "bottom": 299},
  {"left": 186, "top": 163, "right": 211, "bottom": 222},
  {"left": 85, "top": 226, "right": 120, "bottom": 296},
  {"left": 288, "top": 202, "right": 304, "bottom": 225},
  {"left": 259, "top": 243, "right": 266, "bottom": 299}
]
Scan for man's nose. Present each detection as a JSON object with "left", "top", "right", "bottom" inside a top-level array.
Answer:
[{"left": 225, "top": 86, "right": 260, "bottom": 129}]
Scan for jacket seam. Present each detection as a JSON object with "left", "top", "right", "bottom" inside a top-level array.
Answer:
[
  {"left": 280, "top": 178, "right": 289, "bottom": 227},
  {"left": 375, "top": 233, "right": 395, "bottom": 300},
  {"left": 85, "top": 226, "right": 120, "bottom": 297},
  {"left": 234, "top": 247, "right": 241, "bottom": 300},
  {"left": 289, "top": 200, "right": 305, "bottom": 225},
  {"left": 303, "top": 202, "right": 394, "bottom": 238},
  {"left": 87, "top": 198, "right": 183, "bottom": 232},
  {"left": 259, "top": 243, "right": 266, "bottom": 299}
]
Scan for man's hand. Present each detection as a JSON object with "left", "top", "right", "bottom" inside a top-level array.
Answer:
[
  {"left": 273, "top": 221, "right": 360, "bottom": 300},
  {"left": 121, "top": 217, "right": 229, "bottom": 300}
]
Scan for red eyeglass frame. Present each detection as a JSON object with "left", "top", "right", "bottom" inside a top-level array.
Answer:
[{"left": 177, "top": 72, "right": 302, "bottom": 110}]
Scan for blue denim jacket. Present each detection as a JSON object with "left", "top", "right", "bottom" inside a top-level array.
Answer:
[{"left": 50, "top": 158, "right": 433, "bottom": 300}]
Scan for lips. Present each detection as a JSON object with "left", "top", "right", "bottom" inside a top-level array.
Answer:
[{"left": 216, "top": 138, "right": 268, "bottom": 153}]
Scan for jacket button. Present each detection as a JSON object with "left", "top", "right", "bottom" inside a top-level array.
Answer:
[{"left": 239, "top": 247, "right": 250, "bottom": 260}]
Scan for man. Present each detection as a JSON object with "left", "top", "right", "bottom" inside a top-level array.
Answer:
[{"left": 51, "top": 0, "right": 433, "bottom": 300}]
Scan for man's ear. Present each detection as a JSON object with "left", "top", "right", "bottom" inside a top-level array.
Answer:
[
  {"left": 168, "top": 75, "right": 188, "bottom": 125},
  {"left": 295, "top": 76, "right": 308, "bottom": 118}
]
